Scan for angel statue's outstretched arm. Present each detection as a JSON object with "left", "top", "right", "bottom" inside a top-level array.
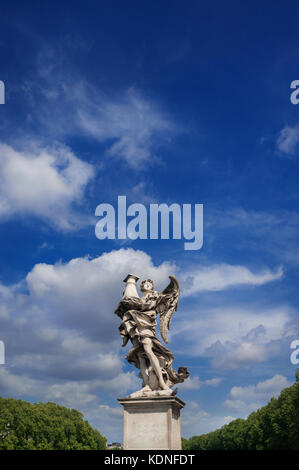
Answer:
[{"left": 156, "top": 275, "right": 180, "bottom": 344}]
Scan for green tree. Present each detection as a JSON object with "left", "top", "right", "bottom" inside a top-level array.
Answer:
[
  {"left": 0, "top": 398, "right": 107, "bottom": 450},
  {"left": 183, "top": 373, "right": 299, "bottom": 450}
]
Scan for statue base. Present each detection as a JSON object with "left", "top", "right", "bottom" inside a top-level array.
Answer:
[{"left": 117, "top": 395, "right": 185, "bottom": 450}]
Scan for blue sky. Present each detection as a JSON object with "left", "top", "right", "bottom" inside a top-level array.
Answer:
[{"left": 0, "top": 0, "right": 299, "bottom": 442}]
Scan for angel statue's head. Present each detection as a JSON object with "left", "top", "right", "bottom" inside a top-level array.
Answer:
[{"left": 140, "top": 279, "right": 154, "bottom": 293}]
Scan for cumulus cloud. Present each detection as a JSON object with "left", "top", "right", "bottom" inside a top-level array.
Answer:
[
  {"left": 0, "top": 249, "right": 288, "bottom": 391},
  {"left": 224, "top": 374, "right": 290, "bottom": 414},
  {"left": 212, "top": 341, "right": 268, "bottom": 369},
  {"left": 173, "top": 306, "right": 293, "bottom": 369},
  {"left": 179, "top": 375, "right": 201, "bottom": 390},
  {"left": 277, "top": 125, "right": 299, "bottom": 155},
  {"left": 0, "top": 248, "right": 176, "bottom": 440},
  {"left": 181, "top": 264, "right": 283, "bottom": 295},
  {"left": 0, "top": 248, "right": 290, "bottom": 439},
  {"left": 179, "top": 375, "right": 222, "bottom": 390},
  {"left": 204, "top": 377, "right": 222, "bottom": 387},
  {"left": 25, "top": 248, "right": 175, "bottom": 341},
  {"left": 0, "top": 142, "right": 94, "bottom": 229},
  {"left": 0, "top": 248, "right": 182, "bottom": 440}
]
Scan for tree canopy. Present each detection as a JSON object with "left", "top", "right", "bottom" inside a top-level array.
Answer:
[
  {"left": 0, "top": 398, "right": 107, "bottom": 450},
  {"left": 183, "top": 372, "right": 299, "bottom": 450}
]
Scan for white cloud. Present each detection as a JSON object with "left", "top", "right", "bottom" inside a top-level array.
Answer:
[
  {"left": 77, "top": 87, "right": 176, "bottom": 169},
  {"left": 0, "top": 367, "right": 134, "bottom": 442},
  {"left": 0, "top": 249, "right": 289, "bottom": 395},
  {"left": 212, "top": 341, "right": 268, "bottom": 369},
  {"left": 205, "top": 377, "right": 222, "bottom": 387},
  {"left": 0, "top": 142, "right": 94, "bottom": 229},
  {"left": 0, "top": 248, "right": 179, "bottom": 441},
  {"left": 25, "top": 248, "right": 175, "bottom": 341},
  {"left": 181, "top": 401, "right": 235, "bottom": 438},
  {"left": 0, "top": 248, "right": 290, "bottom": 440},
  {"left": 179, "top": 376, "right": 222, "bottom": 390},
  {"left": 277, "top": 125, "right": 299, "bottom": 155},
  {"left": 83, "top": 402, "right": 124, "bottom": 442},
  {"left": 30, "top": 55, "right": 178, "bottom": 170},
  {"left": 13, "top": 45, "right": 179, "bottom": 171},
  {"left": 224, "top": 374, "right": 290, "bottom": 414},
  {"left": 0, "top": 249, "right": 175, "bottom": 426},
  {"left": 0, "top": 368, "right": 40, "bottom": 398},
  {"left": 174, "top": 306, "right": 293, "bottom": 369},
  {"left": 179, "top": 375, "right": 201, "bottom": 390},
  {"left": 181, "top": 264, "right": 283, "bottom": 296}
]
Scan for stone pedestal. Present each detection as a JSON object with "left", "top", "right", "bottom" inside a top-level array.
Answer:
[{"left": 118, "top": 395, "right": 185, "bottom": 450}]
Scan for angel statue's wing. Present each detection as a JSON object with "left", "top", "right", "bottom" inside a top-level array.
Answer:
[{"left": 156, "top": 275, "right": 180, "bottom": 344}]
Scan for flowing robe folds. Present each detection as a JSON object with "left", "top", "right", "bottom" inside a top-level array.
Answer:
[{"left": 116, "top": 296, "right": 188, "bottom": 387}]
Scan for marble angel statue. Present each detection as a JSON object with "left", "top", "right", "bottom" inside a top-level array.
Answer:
[{"left": 115, "top": 274, "right": 189, "bottom": 397}]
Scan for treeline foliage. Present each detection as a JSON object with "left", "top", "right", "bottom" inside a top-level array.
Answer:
[
  {"left": 0, "top": 398, "right": 107, "bottom": 450},
  {"left": 183, "top": 373, "right": 299, "bottom": 450}
]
